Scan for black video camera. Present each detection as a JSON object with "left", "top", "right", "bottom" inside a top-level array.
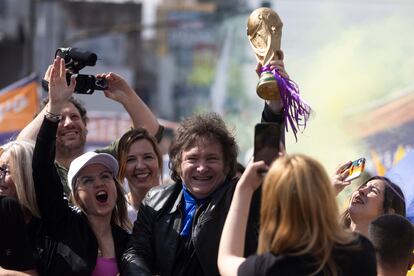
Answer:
[{"left": 42, "top": 47, "right": 108, "bottom": 94}]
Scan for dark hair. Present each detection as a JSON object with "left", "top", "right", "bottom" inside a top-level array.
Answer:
[
  {"left": 368, "top": 214, "right": 414, "bottom": 268},
  {"left": 341, "top": 176, "right": 406, "bottom": 227},
  {"left": 117, "top": 128, "right": 163, "bottom": 181},
  {"left": 169, "top": 113, "right": 238, "bottom": 182},
  {"left": 40, "top": 96, "right": 88, "bottom": 124}
]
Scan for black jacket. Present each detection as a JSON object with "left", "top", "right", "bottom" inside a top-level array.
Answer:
[
  {"left": 121, "top": 103, "right": 282, "bottom": 275},
  {"left": 121, "top": 178, "right": 261, "bottom": 276},
  {"left": 33, "top": 118, "right": 129, "bottom": 276}
]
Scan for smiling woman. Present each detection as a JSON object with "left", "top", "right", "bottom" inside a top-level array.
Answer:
[
  {"left": 117, "top": 128, "right": 163, "bottom": 222},
  {"left": 341, "top": 176, "right": 406, "bottom": 237}
]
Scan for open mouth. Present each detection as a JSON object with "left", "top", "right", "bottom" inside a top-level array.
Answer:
[
  {"left": 352, "top": 196, "right": 364, "bottom": 205},
  {"left": 96, "top": 191, "right": 108, "bottom": 203}
]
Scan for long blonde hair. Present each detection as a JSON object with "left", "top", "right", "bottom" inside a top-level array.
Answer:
[
  {"left": 0, "top": 140, "right": 40, "bottom": 218},
  {"left": 258, "top": 154, "right": 355, "bottom": 275}
]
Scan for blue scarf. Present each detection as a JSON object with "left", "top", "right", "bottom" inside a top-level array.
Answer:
[{"left": 180, "top": 185, "right": 206, "bottom": 237}]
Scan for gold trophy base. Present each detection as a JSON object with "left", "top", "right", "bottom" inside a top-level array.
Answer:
[{"left": 257, "top": 71, "right": 280, "bottom": 101}]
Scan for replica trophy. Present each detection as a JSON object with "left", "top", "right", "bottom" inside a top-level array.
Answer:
[{"left": 247, "top": 7, "right": 311, "bottom": 140}]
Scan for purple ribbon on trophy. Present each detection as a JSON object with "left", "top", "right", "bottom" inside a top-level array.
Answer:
[{"left": 260, "top": 65, "right": 311, "bottom": 141}]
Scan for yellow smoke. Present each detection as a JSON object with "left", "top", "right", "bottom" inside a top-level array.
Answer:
[{"left": 286, "top": 16, "right": 414, "bottom": 174}]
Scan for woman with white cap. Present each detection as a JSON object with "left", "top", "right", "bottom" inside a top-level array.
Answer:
[{"left": 32, "top": 56, "right": 130, "bottom": 276}]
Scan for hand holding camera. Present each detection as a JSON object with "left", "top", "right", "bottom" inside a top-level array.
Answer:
[
  {"left": 42, "top": 47, "right": 108, "bottom": 94},
  {"left": 95, "top": 72, "right": 137, "bottom": 106},
  {"left": 47, "top": 56, "right": 76, "bottom": 114}
]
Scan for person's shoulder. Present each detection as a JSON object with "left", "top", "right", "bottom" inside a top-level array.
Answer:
[
  {"left": 343, "top": 232, "right": 375, "bottom": 252},
  {"left": 143, "top": 182, "right": 181, "bottom": 210},
  {"left": 146, "top": 182, "right": 179, "bottom": 197},
  {"left": 356, "top": 233, "right": 374, "bottom": 248},
  {"left": 354, "top": 233, "right": 376, "bottom": 258},
  {"left": 239, "top": 252, "right": 295, "bottom": 276},
  {"left": 333, "top": 234, "right": 377, "bottom": 275},
  {"left": 0, "top": 196, "right": 20, "bottom": 213}
]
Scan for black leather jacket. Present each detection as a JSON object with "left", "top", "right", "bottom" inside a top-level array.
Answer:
[
  {"left": 121, "top": 103, "right": 282, "bottom": 275},
  {"left": 33, "top": 118, "right": 130, "bottom": 275},
  {"left": 121, "top": 178, "right": 260, "bottom": 276}
]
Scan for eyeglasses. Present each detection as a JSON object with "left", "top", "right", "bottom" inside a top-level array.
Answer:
[
  {"left": 0, "top": 166, "right": 10, "bottom": 181},
  {"left": 75, "top": 171, "right": 114, "bottom": 188}
]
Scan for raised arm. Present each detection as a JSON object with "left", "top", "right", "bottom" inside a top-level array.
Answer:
[
  {"left": 332, "top": 160, "right": 352, "bottom": 195},
  {"left": 218, "top": 161, "right": 267, "bottom": 276},
  {"left": 259, "top": 58, "right": 288, "bottom": 145},
  {"left": 96, "top": 72, "right": 160, "bottom": 136},
  {"left": 32, "top": 57, "right": 75, "bottom": 221}
]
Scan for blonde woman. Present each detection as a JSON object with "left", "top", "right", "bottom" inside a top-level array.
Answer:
[
  {"left": 218, "top": 155, "right": 377, "bottom": 276},
  {"left": 0, "top": 140, "right": 39, "bottom": 221},
  {"left": 0, "top": 140, "right": 40, "bottom": 275}
]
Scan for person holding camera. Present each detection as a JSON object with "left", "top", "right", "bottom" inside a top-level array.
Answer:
[
  {"left": 31, "top": 57, "right": 130, "bottom": 275},
  {"left": 17, "top": 52, "right": 162, "bottom": 196}
]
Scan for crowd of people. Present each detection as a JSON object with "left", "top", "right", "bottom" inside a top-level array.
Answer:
[{"left": 0, "top": 54, "right": 413, "bottom": 276}]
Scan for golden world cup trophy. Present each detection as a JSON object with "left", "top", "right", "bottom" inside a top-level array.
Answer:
[
  {"left": 247, "top": 7, "right": 311, "bottom": 140},
  {"left": 247, "top": 7, "right": 283, "bottom": 101}
]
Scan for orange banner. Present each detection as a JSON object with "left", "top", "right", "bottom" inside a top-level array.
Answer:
[{"left": 0, "top": 74, "right": 39, "bottom": 132}]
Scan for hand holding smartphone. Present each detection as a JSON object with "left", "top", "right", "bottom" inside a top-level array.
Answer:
[
  {"left": 253, "top": 123, "right": 281, "bottom": 172},
  {"left": 343, "top": 157, "right": 366, "bottom": 182}
]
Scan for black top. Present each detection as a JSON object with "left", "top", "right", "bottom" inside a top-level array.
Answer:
[
  {"left": 122, "top": 103, "right": 283, "bottom": 276},
  {"left": 33, "top": 118, "right": 130, "bottom": 276},
  {"left": 0, "top": 196, "right": 36, "bottom": 271},
  {"left": 122, "top": 179, "right": 261, "bottom": 276},
  {"left": 238, "top": 234, "right": 377, "bottom": 276}
]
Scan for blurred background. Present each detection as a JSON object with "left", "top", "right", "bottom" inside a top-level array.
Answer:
[{"left": 1, "top": 0, "right": 413, "bottom": 206}]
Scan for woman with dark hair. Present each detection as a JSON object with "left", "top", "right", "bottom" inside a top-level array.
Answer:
[
  {"left": 340, "top": 176, "right": 406, "bottom": 237},
  {"left": 117, "top": 128, "right": 163, "bottom": 222},
  {"left": 218, "top": 155, "right": 377, "bottom": 276}
]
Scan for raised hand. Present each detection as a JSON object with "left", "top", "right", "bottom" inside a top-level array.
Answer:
[
  {"left": 237, "top": 160, "right": 268, "bottom": 193},
  {"left": 48, "top": 57, "right": 76, "bottom": 114},
  {"left": 255, "top": 50, "right": 289, "bottom": 79},
  {"left": 96, "top": 72, "right": 135, "bottom": 105},
  {"left": 332, "top": 161, "right": 352, "bottom": 195}
]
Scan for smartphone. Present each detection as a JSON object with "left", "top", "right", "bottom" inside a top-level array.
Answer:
[
  {"left": 344, "top": 158, "right": 366, "bottom": 182},
  {"left": 253, "top": 123, "right": 281, "bottom": 167}
]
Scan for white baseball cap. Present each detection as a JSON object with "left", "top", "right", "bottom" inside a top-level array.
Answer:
[{"left": 68, "top": 151, "right": 119, "bottom": 191}]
